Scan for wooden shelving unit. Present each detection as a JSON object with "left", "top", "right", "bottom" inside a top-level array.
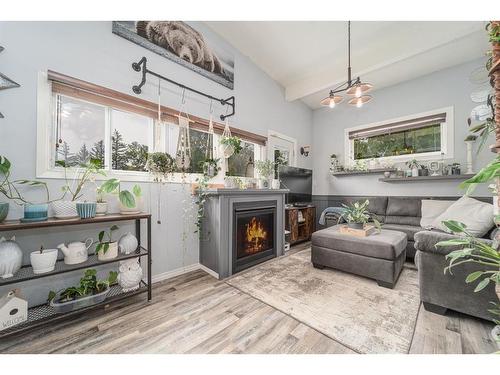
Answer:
[
  {"left": 0, "top": 213, "right": 152, "bottom": 338},
  {"left": 379, "top": 174, "right": 475, "bottom": 183},
  {"left": 285, "top": 206, "right": 315, "bottom": 245},
  {"left": 331, "top": 168, "right": 396, "bottom": 176}
]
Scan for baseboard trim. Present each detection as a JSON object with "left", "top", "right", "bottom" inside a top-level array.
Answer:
[{"left": 152, "top": 263, "right": 219, "bottom": 283}]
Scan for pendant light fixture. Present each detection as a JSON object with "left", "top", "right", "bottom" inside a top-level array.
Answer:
[{"left": 320, "top": 21, "right": 373, "bottom": 109}]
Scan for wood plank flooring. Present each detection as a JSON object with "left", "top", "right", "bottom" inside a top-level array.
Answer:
[{"left": 0, "top": 242, "right": 496, "bottom": 354}]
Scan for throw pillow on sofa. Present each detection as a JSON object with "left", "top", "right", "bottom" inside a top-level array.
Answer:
[
  {"left": 431, "top": 196, "right": 494, "bottom": 237},
  {"left": 420, "top": 199, "right": 455, "bottom": 228}
]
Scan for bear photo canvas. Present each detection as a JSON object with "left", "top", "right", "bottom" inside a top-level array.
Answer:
[{"left": 112, "top": 21, "right": 234, "bottom": 89}]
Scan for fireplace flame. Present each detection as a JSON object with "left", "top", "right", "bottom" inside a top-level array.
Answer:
[{"left": 245, "top": 217, "right": 267, "bottom": 253}]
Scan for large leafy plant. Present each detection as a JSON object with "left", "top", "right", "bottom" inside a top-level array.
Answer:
[
  {"left": 145, "top": 152, "right": 177, "bottom": 182},
  {"left": 220, "top": 136, "right": 242, "bottom": 155},
  {"left": 255, "top": 160, "right": 275, "bottom": 179},
  {"left": 338, "top": 199, "right": 381, "bottom": 230},
  {"left": 100, "top": 178, "right": 141, "bottom": 208},
  {"left": 459, "top": 155, "right": 500, "bottom": 194},
  {"left": 56, "top": 158, "right": 106, "bottom": 201},
  {"left": 48, "top": 269, "right": 117, "bottom": 303},
  {"left": 0, "top": 155, "right": 51, "bottom": 204},
  {"left": 96, "top": 225, "right": 119, "bottom": 254}
]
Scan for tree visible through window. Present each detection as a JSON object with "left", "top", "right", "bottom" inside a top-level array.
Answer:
[
  {"left": 228, "top": 141, "right": 255, "bottom": 177},
  {"left": 353, "top": 123, "right": 441, "bottom": 160}
]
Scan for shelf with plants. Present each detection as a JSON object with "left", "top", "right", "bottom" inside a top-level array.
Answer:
[
  {"left": 0, "top": 282, "right": 149, "bottom": 338},
  {"left": 379, "top": 174, "right": 475, "bottom": 183},
  {"left": 331, "top": 168, "right": 397, "bottom": 176}
]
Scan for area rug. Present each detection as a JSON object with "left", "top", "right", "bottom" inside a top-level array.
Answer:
[{"left": 226, "top": 249, "right": 420, "bottom": 354}]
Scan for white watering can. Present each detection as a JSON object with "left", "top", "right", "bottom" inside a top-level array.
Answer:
[{"left": 57, "top": 238, "right": 93, "bottom": 265}]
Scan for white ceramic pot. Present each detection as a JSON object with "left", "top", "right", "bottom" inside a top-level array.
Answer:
[
  {"left": 98, "top": 241, "right": 118, "bottom": 261},
  {"left": 271, "top": 179, "right": 280, "bottom": 189},
  {"left": 120, "top": 197, "right": 142, "bottom": 215},
  {"left": 257, "top": 179, "right": 267, "bottom": 189},
  {"left": 118, "top": 233, "right": 138, "bottom": 254},
  {"left": 52, "top": 201, "right": 78, "bottom": 219},
  {"left": 96, "top": 202, "right": 108, "bottom": 216},
  {"left": 30, "top": 249, "right": 58, "bottom": 274},
  {"left": 118, "top": 258, "right": 143, "bottom": 292},
  {"left": 411, "top": 167, "right": 419, "bottom": 177},
  {"left": 0, "top": 236, "right": 22, "bottom": 279}
]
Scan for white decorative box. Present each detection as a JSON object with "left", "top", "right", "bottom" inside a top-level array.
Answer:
[{"left": 0, "top": 289, "right": 28, "bottom": 331}]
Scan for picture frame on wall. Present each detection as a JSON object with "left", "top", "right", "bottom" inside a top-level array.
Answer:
[{"left": 112, "top": 21, "right": 235, "bottom": 89}]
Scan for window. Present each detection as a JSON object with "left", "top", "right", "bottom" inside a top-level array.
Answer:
[
  {"left": 345, "top": 107, "right": 454, "bottom": 164},
  {"left": 228, "top": 141, "right": 255, "bottom": 177}
]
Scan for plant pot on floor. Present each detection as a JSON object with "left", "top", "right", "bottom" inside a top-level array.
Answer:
[
  {"left": 96, "top": 202, "right": 108, "bottom": 216},
  {"left": 30, "top": 248, "right": 58, "bottom": 274},
  {"left": 97, "top": 241, "right": 118, "bottom": 261},
  {"left": 52, "top": 201, "right": 78, "bottom": 219},
  {"left": 0, "top": 203, "right": 8, "bottom": 223}
]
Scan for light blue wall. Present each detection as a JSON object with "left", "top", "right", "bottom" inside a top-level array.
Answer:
[
  {"left": 0, "top": 21, "right": 312, "bottom": 305},
  {"left": 312, "top": 58, "right": 492, "bottom": 197}
]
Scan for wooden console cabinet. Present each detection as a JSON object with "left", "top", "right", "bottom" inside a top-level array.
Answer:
[{"left": 285, "top": 206, "right": 316, "bottom": 245}]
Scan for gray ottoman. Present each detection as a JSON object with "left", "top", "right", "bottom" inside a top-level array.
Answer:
[{"left": 311, "top": 225, "right": 407, "bottom": 288}]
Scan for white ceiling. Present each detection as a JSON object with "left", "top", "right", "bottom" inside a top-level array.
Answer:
[{"left": 205, "top": 21, "right": 489, "bottom": 109}]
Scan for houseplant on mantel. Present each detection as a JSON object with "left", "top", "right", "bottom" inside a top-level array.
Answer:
[
  {"left": 53, "top": 158, "right": 105, "bottom": 219},
  {"left": 337, "top": 200, "right": 381, "bottom": 231},
  {"left": 255, "top": 160, "right": 275, "bottom": 189}
]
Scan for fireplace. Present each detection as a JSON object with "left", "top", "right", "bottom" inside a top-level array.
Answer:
[{"left": 233, "top": 202, "right": 277, "bottom": 273}]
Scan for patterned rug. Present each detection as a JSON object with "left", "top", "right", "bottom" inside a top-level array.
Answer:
[{"left": 226, "top": 249, "right": 420, "bottom": 354}]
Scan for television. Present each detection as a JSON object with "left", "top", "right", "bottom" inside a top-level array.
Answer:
[{"left": 279, "top": 166, "right": 313, "bottom": 205}]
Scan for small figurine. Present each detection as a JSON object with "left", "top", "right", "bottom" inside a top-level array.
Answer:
[{"left": 118, "top": 259, "right": 143, "bottom": 292}]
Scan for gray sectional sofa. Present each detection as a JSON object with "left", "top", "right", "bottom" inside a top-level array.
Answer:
[{"left": 319, "top": 195, "right": 498, "bottom": 322}]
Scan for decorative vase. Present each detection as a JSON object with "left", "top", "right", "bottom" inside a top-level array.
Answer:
[
  {"left": 271, "top": 179, "right": 280, "bottom": 189},
  {"left": 0, "top": 236, "right": 22, "bottom": 279},
  {"left": 118, "top": 258, "right": 143, "bottom": 292},
  {"left": 0, "top": 203, "right": 8, "bottom": 223},
  {"left": 268, "top": 177, "right": 274, "bottom": 189},
  {"left": 96, "top": 202, "right": 108, "bottom": 216},
  {"left": 119, "top": 197, "right": 142, "bottom": 215},
  {"left": 257, "top": 179, "right": 267, "bottom": 189},
  {"left": 118, "top": 233, "right": 138, "bottom": 254},
  {"left": 76, "top": 202, "right": 96, "bottom": 219},
  {"left": 22, "top": 204, "right": 48, "bottom": 222},
  {"left": 411, "top": 167, "right": 419, "bottom": 177},
  {"left": 97, "top": 241, "right": 118, "bottom": 261},
  {"left": 52, "top": 201, "right": 78, "bottom": 219},
  {"left": 30, "top": 248, "right": 58, "bottom": 274}
]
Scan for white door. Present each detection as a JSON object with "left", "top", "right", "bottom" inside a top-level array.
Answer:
[{"left": 267, "top": 130, "right": 297, "bottom": 167}]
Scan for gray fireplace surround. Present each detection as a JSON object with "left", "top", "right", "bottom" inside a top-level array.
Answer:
[{"left": 199, "top": 189, "right": 287, "bottom": 279}]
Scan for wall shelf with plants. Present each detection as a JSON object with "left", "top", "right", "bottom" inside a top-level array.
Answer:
[
  {"left": 331, "top": 168, "right": 397, "bottom": 176},
  {"left": 379, "top": 174, "right": 475, "bottom": 183}
]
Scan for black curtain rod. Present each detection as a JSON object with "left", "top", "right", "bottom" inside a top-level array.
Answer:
[{"left": 131, "top": 57, "right": 235, "bottom": 121}]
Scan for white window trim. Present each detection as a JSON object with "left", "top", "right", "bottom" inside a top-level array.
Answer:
[
  {"left": 343, "top": 106, "right": 454, "bottom": 166},
  {"left": 267, "top": 130, "right": 297, "bottom": 167},
  {"left": 36, "top": 71, "right": 263, "bottom": 184}
]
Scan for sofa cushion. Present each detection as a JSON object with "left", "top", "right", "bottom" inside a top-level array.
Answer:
[
  {"left": 414, "top": 229, "right": 493, "bottom": 256},
  {"left": 420, "top": 199, "right": 455, "bottom": 228},
  {"left": 386, "top": 197, "right": 421, "bottom": 217},
  {"left": 381, "top": 223, "right": 422, "bottom": 241},
  {"left": 431, "top": 196, "right": 494, "bottom": 237},
  {"left": 311, "top": 224, "right": 407, "bottom": 260},
  {"left": 385, "top": 215, "right": 421, "bottom": 226}
]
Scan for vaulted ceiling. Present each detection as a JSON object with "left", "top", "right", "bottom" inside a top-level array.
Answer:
[{"left": 205, "top": 21, "right": 489, "bottom": 109}]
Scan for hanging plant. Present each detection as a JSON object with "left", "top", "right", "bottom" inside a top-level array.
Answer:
[
  {"left": 194, "top": 158, "right": 220, "bottom": 237},
  {"left": 146, "top": 152, "right": 177, "bottom": 182},
  {"left": 220, "top": 136, "right": 242, "bottom": 158}
]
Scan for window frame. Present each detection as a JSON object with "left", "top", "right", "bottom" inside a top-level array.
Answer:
[
  {"left": 36, "top": 71, "right": 264, "bottom": 184},
  {"left": 343, "top": 106, "right": 454, "bottom": 166}
]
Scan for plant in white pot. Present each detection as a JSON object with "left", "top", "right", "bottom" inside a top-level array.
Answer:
[
  {"left": 100, "top": 178, "right": 143, "bottom": 215},
  {"left": 255, "top": 160, "right": 275, "bottom": 189},
  {"left": 95, "top": 185, "right": 108, "bottom": 216},
  {"left": 219, "top": 136, "right": 242, "bottom": 159},
  {"left": 53, "top": 159, "right": 105, "bottom": 219},
  {"left": 406, "top": 159, "right": 421, "bottom": 178},
  {"left": 30, "top": 245, "right": 58, "bottom": 274},
  {"left": 96, "top": 225, "right": 119, "bottom": 261}
]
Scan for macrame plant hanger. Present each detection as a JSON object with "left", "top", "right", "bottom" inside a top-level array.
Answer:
[
  {"left": 206, "top": 99, "right": 215, "bottom": 161},
  {"left": 175, "top": 88, "right": 192, "bottom": 173},
  {"left": 220, "top": 105, "right": 234, "bottom": 159}
]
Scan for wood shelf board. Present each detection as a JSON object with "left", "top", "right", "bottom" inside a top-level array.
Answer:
[
  {"left": 379, "top": 174, "right": 475, "bottom": 183},
  {"left": 0, "top": 247, "right": 148, "bottom": 287},
  {"left": 0, "top": 282, "right": 149, "bottom": 338},
  {"left": 0, "top": 213, "right": 151, "bottom": 232},
  {"left": 331, "top": 168, "right": 397, "bottom": 176}
]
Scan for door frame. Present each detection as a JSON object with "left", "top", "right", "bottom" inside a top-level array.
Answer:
[{"left": 267, "top": 130, "right": 298, "bottom": 166}]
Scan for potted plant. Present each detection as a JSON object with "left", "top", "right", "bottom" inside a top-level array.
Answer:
[
  {"left": 95, "top": 225, "right": 119, "bottom": 261},
  {"left": 53, "top": 158, "right": 105, "bottom": 219},
  {"left": 29, "top": 245, "right": 58, "bottom": 274},
  {"left": 95, "top": 185, "right": 108, "bottom": 216},
  {"left": 273, "top": 150, "right": 287, "bottom": 189},
  {"left": 338, "top": 200, "right": 381, "bottom": 230},
  {"left": 406, "top": 159, "right": 420, "bottom": 177},
  {"left": 99, "top": 178, "right": 143, "bottom": 215},
  {"left": 255, "top": 160, "right": 275, "bottom": 189},
  {"left": 194, "top": 158, "right": 220, "bottom": 237},
  {"left": 219, "top": 136, "right": 242, "bottom": 158},
  {"left": 200, "top": 158, "right": 221, "bottom": 179},
  {"left": 0, "top": 155, "right": 54, "bottom": 222},
  {"left": 47, "top": 269, "right": 117, "bottom": 313},
  {"left": 145, "top": 152, "right": 177, "bottom": 182}
]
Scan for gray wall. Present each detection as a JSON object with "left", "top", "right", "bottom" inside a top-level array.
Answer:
[
  {"left": 0, "top": 21, "right": 312, "bottom": 305},
  {"left": 312, "top": 58, "right": 492, "bottom": 197}
]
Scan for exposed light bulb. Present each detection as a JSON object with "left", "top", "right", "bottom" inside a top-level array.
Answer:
[
  {"left": 355, "top": 86, "right": 362, "bottom": 98},
  {"left": 329, "top": 100, "right": 335, "bottom": 109},
  {"left": 356, "top": 99, "right": 363, "bottom": 108}
]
